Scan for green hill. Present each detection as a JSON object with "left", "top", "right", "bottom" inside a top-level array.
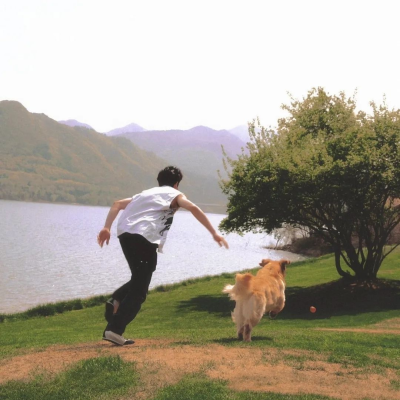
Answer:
[{"left": 0, "top": 101, "right": 227, "bottom": 209}]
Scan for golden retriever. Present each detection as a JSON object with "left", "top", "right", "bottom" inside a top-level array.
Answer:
[{"left": 223, "top": 258, "right": 290, "bottom": 342}]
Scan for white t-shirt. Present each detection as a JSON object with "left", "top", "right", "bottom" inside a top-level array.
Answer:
[{"left": 117, "top": 186, "right": 182, "bottom": 252}]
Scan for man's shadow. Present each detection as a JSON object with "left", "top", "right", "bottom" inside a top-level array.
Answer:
[{"left": 177, "top": 294, "right": 232, "bottom": 317}]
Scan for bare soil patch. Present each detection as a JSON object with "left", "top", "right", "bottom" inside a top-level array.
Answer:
[{"left": 0, "top": 338, "right": 398, "bottom": 400}]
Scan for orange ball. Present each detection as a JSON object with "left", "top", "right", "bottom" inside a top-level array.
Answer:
[{"left": 310, "top": 306, "right": 316, "bottom": 313}]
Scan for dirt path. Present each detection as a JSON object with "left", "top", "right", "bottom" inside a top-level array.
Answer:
[{"left": 0, "top": 336, "right": 398, "bottom": 400}]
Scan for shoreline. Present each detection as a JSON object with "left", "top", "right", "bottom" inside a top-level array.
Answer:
[{"left": 0, "top": 197, "right": 228, "bottom": 215}]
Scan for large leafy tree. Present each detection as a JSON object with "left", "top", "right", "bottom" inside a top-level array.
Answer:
[{"left": 220, "top": 88, "right": 400, "bottom": 280}]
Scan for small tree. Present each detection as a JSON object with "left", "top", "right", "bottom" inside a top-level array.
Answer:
[{"left": 220, "top": 88, "right": 400, "bottom": 280}]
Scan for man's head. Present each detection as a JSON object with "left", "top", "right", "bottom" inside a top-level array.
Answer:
[{"left": 157, "top": 166, "right": 183, "bottom": 188}]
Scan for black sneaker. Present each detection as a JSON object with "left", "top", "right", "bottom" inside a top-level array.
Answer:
[{"left": 105, "top": 298, "right": 114, "bottom": 323}]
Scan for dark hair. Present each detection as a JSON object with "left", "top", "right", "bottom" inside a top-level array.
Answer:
[{"left": 157, "top": 166, "right": 183, "bottom": 187}]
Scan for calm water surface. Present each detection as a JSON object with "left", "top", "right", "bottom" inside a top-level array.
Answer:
[{"left": 0, "top": 199, "right": 305, "bottom": 313}]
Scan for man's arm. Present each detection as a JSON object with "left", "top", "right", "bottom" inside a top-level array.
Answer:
[
  {"left": 97, "top": 198, "right": 132, "bottom": 247},
  {"left": 176, "top": 194, "right": 229, "bottom": 249}
]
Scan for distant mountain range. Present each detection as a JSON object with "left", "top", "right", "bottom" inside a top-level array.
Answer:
[
  {"left": 105, "top": 123, "right": 251, "bottom": 143},
  {"left": 106, "top": 122, "right": 146, "bottom": 136},
  {"left": 58, "top": 119, "right": 94, "bottom": 130},
  {"left": 61, "top": 118, "right": 251, "bottom": 143},
  {"left": 112, "top": 125, "right": 247, "bottom": 180},
  {"left": 53, "top": 116, "right": 250, "bottom": 187},
  {"left": 0, "top": 101, "right": 249, "bottom": 211},
  {"left": 227, "top": 125, "right": 250, "bottom": 143}
]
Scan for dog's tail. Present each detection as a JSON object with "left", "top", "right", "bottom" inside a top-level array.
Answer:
[{"left": 222, "top": 273, "right": 253, "bottom": 300}]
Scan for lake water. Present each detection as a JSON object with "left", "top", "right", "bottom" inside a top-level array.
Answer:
[{"left": 0, "top": 199, "right": 305, "bottom": 314}]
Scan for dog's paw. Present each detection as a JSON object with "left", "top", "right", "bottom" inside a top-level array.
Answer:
[{"left": 269, "top": 311, "right": 278, "bottom": 319}]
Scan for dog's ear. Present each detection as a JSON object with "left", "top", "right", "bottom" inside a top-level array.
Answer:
[
  {"left": 279, "top": 259, "right": 290, "bottom": 274},
  {"left": 259, "top": 258, "right": 272, "bottom": 267}
]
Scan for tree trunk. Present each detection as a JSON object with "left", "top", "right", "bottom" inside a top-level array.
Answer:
[{"left": 334, "top": 249, "right": 351, "bottom": 278}]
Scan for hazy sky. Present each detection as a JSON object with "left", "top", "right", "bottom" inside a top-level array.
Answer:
[{"left": 1, "top": 0, "right": 399, "bottom": 132}]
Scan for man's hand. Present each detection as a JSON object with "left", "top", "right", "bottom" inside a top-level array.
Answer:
[
  {"left": 97, "top": 228, "right": 111, "bottom": 247},
  {"left": 213, "top": 233, "right": 229, "bottom": 249},
  {"left": 97, "top": 198, "right": 132, "bottom": 248}
]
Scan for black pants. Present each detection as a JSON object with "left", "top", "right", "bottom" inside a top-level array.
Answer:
[{"left": 106, "top": 233, "right": 158, "bottom": 335}]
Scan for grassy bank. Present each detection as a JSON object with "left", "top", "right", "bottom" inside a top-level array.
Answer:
[{"left": 1, "top": 251, "right": 399, "bottom": 399}]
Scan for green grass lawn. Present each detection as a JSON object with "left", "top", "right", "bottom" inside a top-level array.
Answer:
[{"left": 1, "top": 250, "right": 399, "bottom": 400}]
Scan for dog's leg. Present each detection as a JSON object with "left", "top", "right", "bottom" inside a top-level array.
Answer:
[
  {"left": 243, "top": 323, "right": 252, "bottom": 342},
  {"left": 237, "top": 325, "right": 244, "bottom": 340},
  {"left": 233, "top": 303, "right": 245, "bottom": 340},
  {"left": 275, "top": 296, "right": 285, "bottom": 314}
]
